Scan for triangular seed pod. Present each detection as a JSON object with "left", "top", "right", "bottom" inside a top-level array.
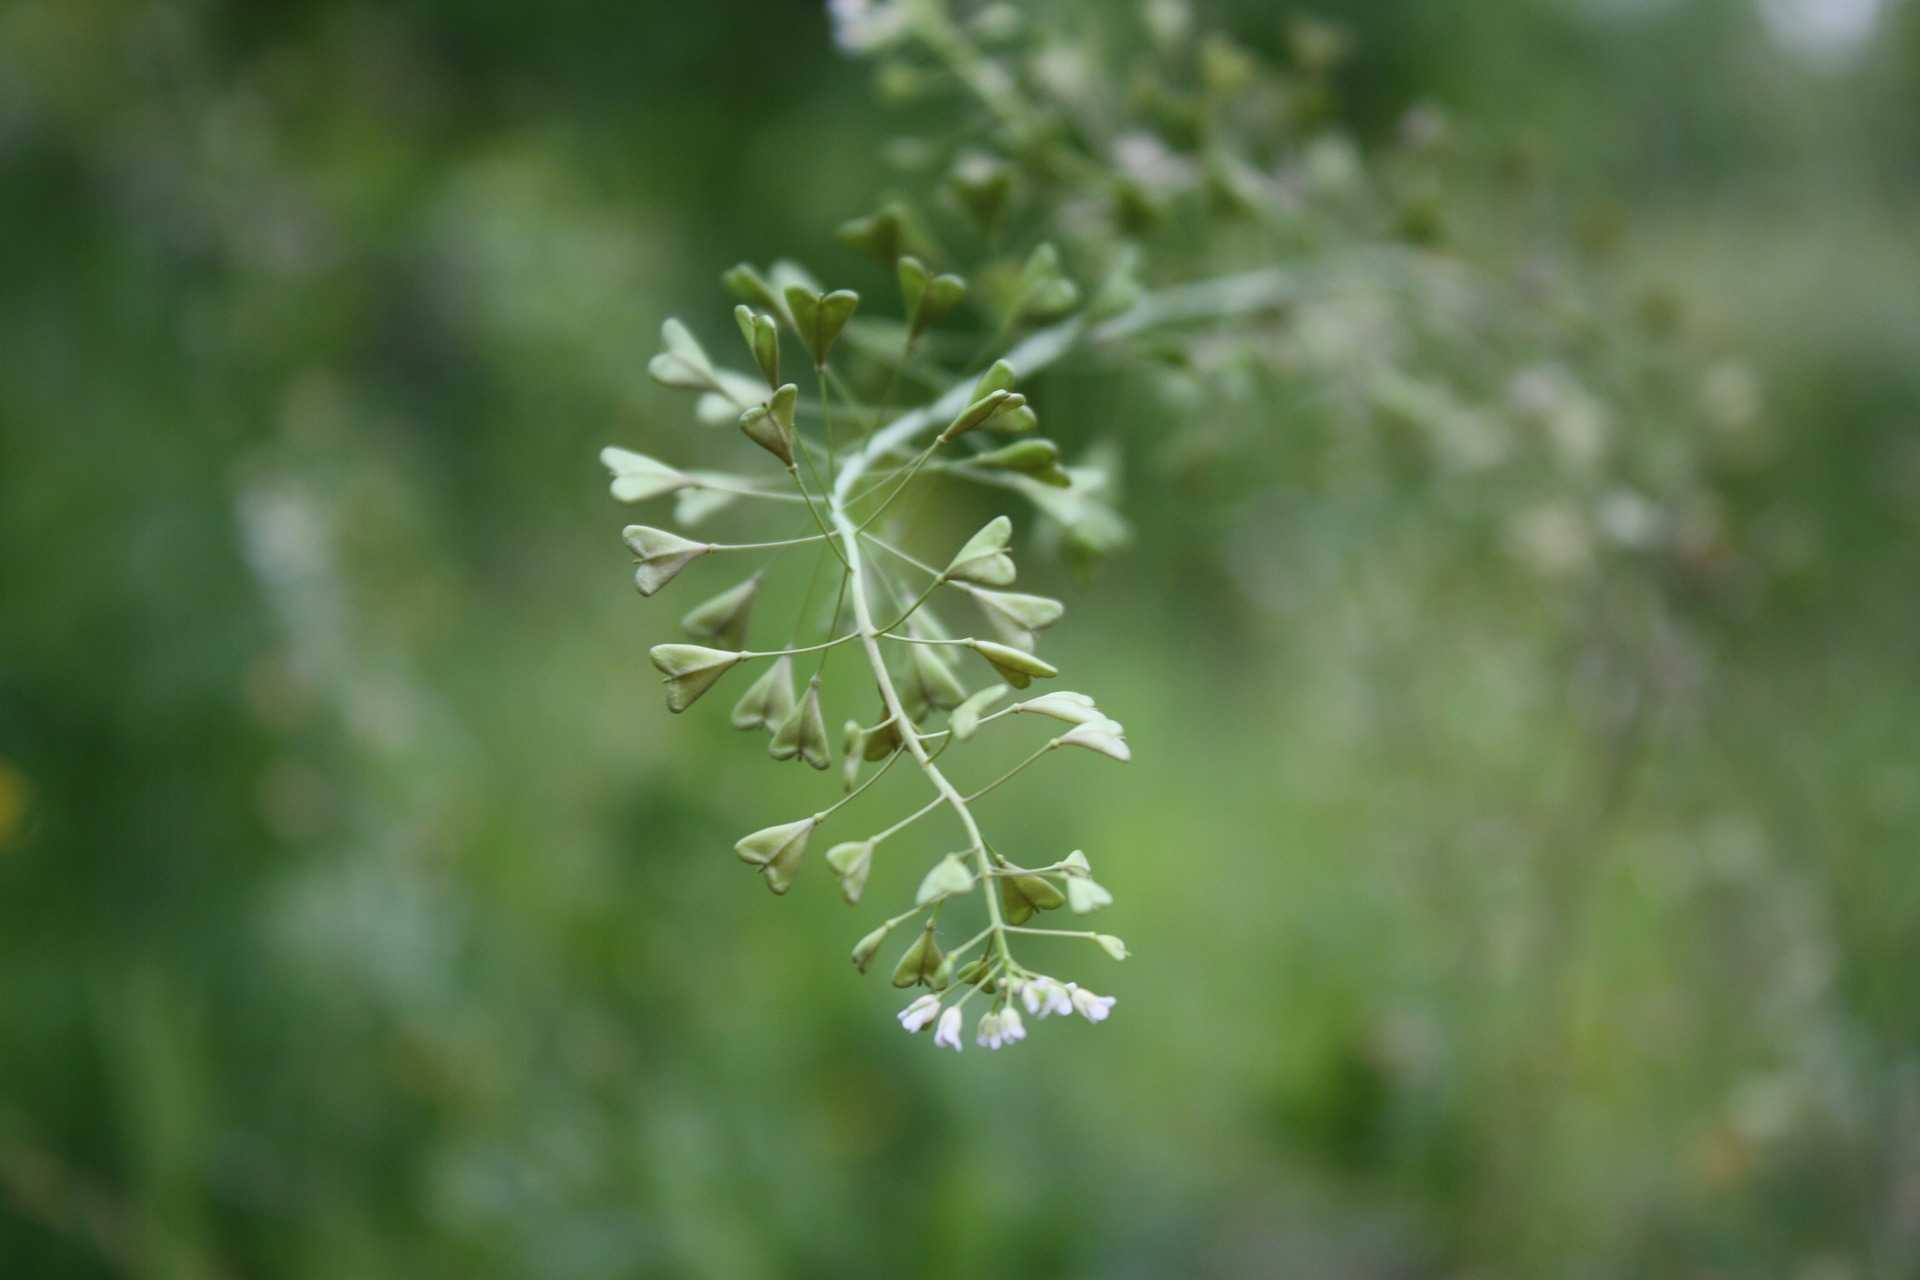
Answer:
[
  {"left": 953, "top": 956, "right": 991, "bottom": 988},
  {"left": 681, "top": 574, "right": 760, "bottom": 651},
  {"left": 648, "top": 318, "right": 719, "bottom": 390},
  {"left": 916, "top": 853, "right": 975, "bottom": 906},
  {"left": 733, "top": 305, "right": 781, "bottom": 389},
  {"left": 970, "top": 639, "right": 1058, "bottom": 689},
  {"left": 623, "top": 525, "right": 712, "bottom": 596},
  {"left": 972, "top": 438, "right": 1061, "bottom": 473},
  {"left": 944, "top": 515, "right": 1016, "bottom": 587},
  {"left": 722, "top": 262, "right": 789, "bottom": 326},
  {"left": 785, "top": 284, "right": 861, "bottom": 367},
  {"left": 731, "top": 654, "right": 796, "bottom": 733},
  {"left": 600, "top": 447, "right": 690, "bottom": 503},
  {"left": 949, "top": 685, "right": 1009, "bottom": 741},
  {"left": 1014, "top": 691, "right": 1104, "bottom": 726},
  {"left": 738, "top": 403, "right": 793, "bottom": 467},
  {"left": 837, "top": 205, "right": 916, "bottom": 268},
  {"left": 909, "top": 644, "right": 968, "bottom": 713},
  {"left": 826, "top": 840, "right": 874, "bottom": 906},
  {"left": 947, "top": 153, "right": 1013, "bottom": 236},
  {"left": 1000, "top": 872, "right": 1066, "bottom": 925},
  {"left": 768, "top": 383, "right": 797, "bottom": 433},
  {"left": 851, "top": 922, "right": 892, "bottom": 974},
  {"left": 994, "top": 403, "right": 1039, "bottom": 435},
  {"left": 1095, "top": 934, "right": 1129, "bottom": 961},
  {"left": 890, "top": 924, "right": 944, "bottom": 988},
  {"left": 973, "top": 358, "right": 1016, "bottom": 400},
  {"left": 970, "top": 588, "right": 1064, "bottom": 651},
  {"left": 649, "top": 644, "right": 744, "bottom": 713},
  {"left": 769, "top": 675, "right": 831, "bottom": 771},
  {"left": 1067, "top": 873, "right": 1114, "bottom": 915},
  {"left": 841, "top": 720, "right": 866, "bottom": 791},
  {"left": 862, "top": 715, "right": 903, "bottom": 761},
  {"left": 900, "top": 255, "right": 967, "bottom": 343},
  {"left": 1057, "top": 720, "right": 1131, "bottom": 763},
  {"left": 938, "top": 389, "right": 1019, "bottom": 442},
  {"left": 734, "top": 816, "right": 815, "bottom": 895}
]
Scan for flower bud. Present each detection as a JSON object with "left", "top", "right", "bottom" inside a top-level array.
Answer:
[
  {"left": 916, "top": 853, "right": 975, "bottom": 905},
  {"left": 680, "top": 574, "right": 760, "bottom": 651},
  {"left": 734, "top": 816, "right": 815, "bottom": 895},
  {"left": 1095, "top": 934, "right": 1130, "bottom": 961},
  {"left": 649, "top": 644, "right": 744, "bottom": 712},
  {"left": 969, "top": 639, "right": 1057, "bottom": 689},
  {"left": 731, "top": 654, "right": 796, "bottom": 734},
  {"left": 600, "top": 447, "right": 690, "bottom": 503},
  {"left": 826, "top": 840, "right": 874, "bottom": 905},
  {"left": 769, "top": 674, "right": 832, "bottom": 771},
  {"left": 944, "top": 516, "right": 1016, "bottom": 587},
  {"left": 891, "top": 923, "right": 944, "bottom": 988},
  {"left": 623, "top": 525, "right": 712, "bottom": 596}
]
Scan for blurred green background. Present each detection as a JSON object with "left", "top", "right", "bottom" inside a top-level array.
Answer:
[{"left": 3, "top": 0, "right": 1918, "bottom": 1275}]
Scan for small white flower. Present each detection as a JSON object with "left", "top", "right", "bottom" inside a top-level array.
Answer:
[
  {"left": 1069, "top": 983, "right": 1116, "bottom": 1023},
  {"left": 977, "top": 1011, "right": 1005, "bottom": 1049},
  {"left": 934, "top": 1005, "right": 964, "bottom": 1052},
  {"left": 897, "top": 993, "right": 941, "bottom": 1033},
  {"left": 1022, "top": 976, "right": 1072, "bottom": 1019},
  {"left": 999, "top": 1006, "right": 1027, "bottom": 1044}
]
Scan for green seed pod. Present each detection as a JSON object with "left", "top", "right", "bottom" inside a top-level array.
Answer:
[
  {"left": 969, "top": 588, "right": 1063, "bottom": 652},
  {"left": 600, "top": 447, "right": 690, "bottom": 503},
  {"left": 721, "top": 262, "right": 788, "bottom": 325},
  {"left": 949, "top": 684, "right": 1009, "bottom": 741},
  {"left": 1000, "top": 872, "right": 1066, "bottom": 925},
  {"left": 734, "top": 816, "right": 816, "bottom": 895},
  {"left": 680, "top": 574, "right": 760, "bottom": 651},
  {"left": 769, "top": 674, "right": 832, "bottom": 771},
  {"left": 1095, "top": 934, "right": 1130, "bottom": 961},
  {"left": 841, "top": 719, "right": 866, "bottom": 791},
  {"left": 731, "top": 654, "right": 796, "bottom": 734},
  {"left": 623, "top": 525, "right": 712, "bottom": 596},
  {"left": 1057, "top": 720, "right": 1131, "bottom": 763},
  {"left": 973, "top": 358, "right": 1017, "bottom": 400},
  {"left": 891, "top": 923, "right": 944, "bottom": 988},
  {"left": 916, "top": 853, "right": 975, "bottom": 906},
  {"left": 953, "top": 956, "right": 992, "bottom": 988},
  {"left": 733, "top": 305, "right": 780, "bottom": 389},
  {"left": 939, "top": 389, "right": 1022, "bottom": 442},
  {"left": 836, "top": 203, "right": 925, "bottom": 268},
  {"left": 738, "top": 399, "right": 793, "bottom": 467},
  {"left": 908, "top": 644, "right": 968, "bottom": 713},
  {"left": 944, "top": 515, "right": 1016, "bottom": 587},
  {"left": 825, "top": 840, "right": 874, "bottom": 906},
  {"left": 991, "top": 403, "right": 1039, "bottom": 436},
  {"left": 648, "top": 318, "right": 721, "bottom": 391},
  {"left": 649, "top": 644, "right": 744, "bottom": 713},
  {"left": 899, "top": 255, "right": 968, "bottom": 344},
  {"left": 862, "top": 715, "right": 903, "bottom": 761},
  {"left": 851, "top": 920, "right": 891, "bottom": 973},
  {"left": 972, "top": 438, "right": 1061, "bottom": 474},
  {"left": 969, "top": 639, "right": 1057, "bottom": 689},
  {"left": 784, "top": 285, "right": 861, "bottom": 368},
  {"left": 1014, "top": 690, "right": 1103, "bottom": 726}
]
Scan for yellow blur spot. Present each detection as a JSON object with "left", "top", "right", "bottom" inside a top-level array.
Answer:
[{"left": 0, "top": 758, "right": 27, "bottom": 849}]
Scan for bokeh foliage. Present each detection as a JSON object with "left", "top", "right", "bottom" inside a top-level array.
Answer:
[{"left": 2, "top": 0, "right": 1918, "bottom": 1276}]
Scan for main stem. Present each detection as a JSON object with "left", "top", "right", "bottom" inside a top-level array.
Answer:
[{"left": 826, "top": 265, "right": 1306, "bottom": 978}]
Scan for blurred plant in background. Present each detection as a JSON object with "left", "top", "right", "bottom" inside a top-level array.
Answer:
[{"left": 2, "top": 0, "right": 1917, "bottom": 1276}]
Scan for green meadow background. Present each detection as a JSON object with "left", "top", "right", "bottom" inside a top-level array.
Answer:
[{"left": 3, "top": 1, "right": 1918, "bottom": 1275}]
